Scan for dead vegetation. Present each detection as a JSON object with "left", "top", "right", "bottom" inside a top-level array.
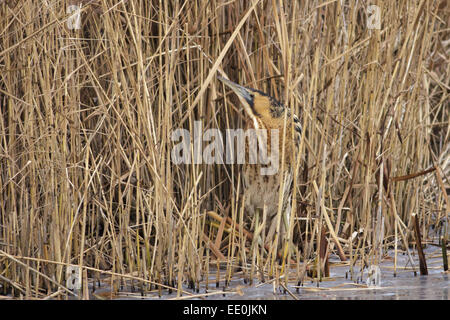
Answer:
[{"left": 0, "top": 0, "right": 448, "bottom": 299}]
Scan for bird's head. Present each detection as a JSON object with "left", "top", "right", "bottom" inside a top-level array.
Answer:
[
  {"left": 218, "top": 76, "right": 284, "bottom": 123},
  {"left": 217, "top": 75, "right": 302, "bottom": 162}
]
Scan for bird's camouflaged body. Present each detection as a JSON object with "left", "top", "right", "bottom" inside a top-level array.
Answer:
[{"left": 218, "top": 76, "right": 302, "bottom": 245}]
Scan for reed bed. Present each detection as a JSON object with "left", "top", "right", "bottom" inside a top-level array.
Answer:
[{"left": 0, "top": 0, "right": 448, "bottom": 299}]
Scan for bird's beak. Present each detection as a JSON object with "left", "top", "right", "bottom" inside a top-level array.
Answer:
[{"left": 217, "top": 76, "right": 254, "bottom": 107}]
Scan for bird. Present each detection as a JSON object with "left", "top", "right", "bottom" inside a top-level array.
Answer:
[{"left": 217, "top": 75, "right": 302, "bottom": 254}]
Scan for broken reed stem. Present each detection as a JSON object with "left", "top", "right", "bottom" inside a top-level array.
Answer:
[
  {"left": 412, "top": 213, "right": 428, "bottom": 275},
  {"left": 391, "top": 167, "right": 436, "bottom": 182},
  {"left": 441, "top": 236, "right": 448, "bottom": 272}
]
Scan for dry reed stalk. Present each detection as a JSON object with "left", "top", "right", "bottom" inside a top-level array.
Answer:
[
  {"left": 0, "top": 0, "right": 448, "bottom": 298},
  {"left": 412, "top": 212, "right": 428, "bottom": 275},
  {"left": 442, "top": 236, "right": 448, "bottom": 272}
]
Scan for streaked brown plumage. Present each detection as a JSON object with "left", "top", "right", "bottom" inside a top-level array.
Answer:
[{"left": 218, "top": 76, "right": 302, "bottom": 248}]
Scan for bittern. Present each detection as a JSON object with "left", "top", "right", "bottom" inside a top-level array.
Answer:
[{"left": 218, "top": 76, "right": 302, "bottom": 250}]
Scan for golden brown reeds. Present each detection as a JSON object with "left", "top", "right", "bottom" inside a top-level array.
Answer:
[{"left": 0, "top": 0, "right": 448, "bottom": 299}]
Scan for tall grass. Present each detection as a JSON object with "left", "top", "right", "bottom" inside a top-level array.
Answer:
[{"left": 0, "top": 0, "right": 448, "bottom": 298}]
